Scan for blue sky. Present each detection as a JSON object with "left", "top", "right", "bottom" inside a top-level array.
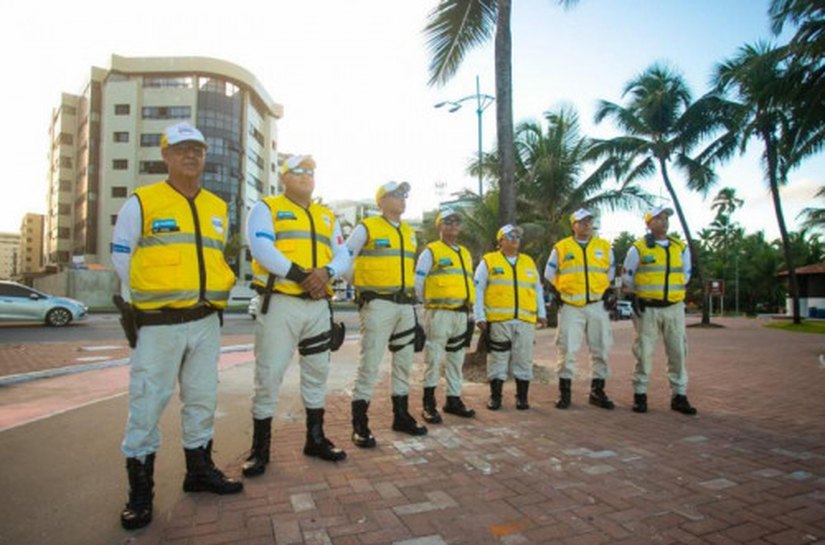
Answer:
[{"left": 0, "top": 0, "right": 821, "bottom": 242}]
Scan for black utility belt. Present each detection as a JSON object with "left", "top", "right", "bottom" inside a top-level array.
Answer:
[
  {"left": 253, "top": 286, "right": 318, "bottom": 300},
  {"left": 639, "top": 299, "right": 677, "bottom": 308},
  {"left": 426, "top": 305, "right": 471, "bottom": 313},
  {"left": 360, "top": 292, "right": 416, "bottom": 305},
  {"left": 136, "top": 305, "right": 217, "bottom": 327}
]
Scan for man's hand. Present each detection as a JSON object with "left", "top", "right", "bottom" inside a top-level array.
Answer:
[
  {"left": 476, "top": 321, "right": 487, "bottom": 331},
  {"left": 537, "top": 318, "right": 548, "bottom": 329},
  {"left": 301, "top": 268, "right": 330, "bottom": 300},
  {"left": 602, "top": 288, "right": 618, "bottom": 312}
]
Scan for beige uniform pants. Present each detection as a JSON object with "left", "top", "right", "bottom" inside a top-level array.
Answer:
[
  {"left": 555, "top": 301, "right": 613, "bottom": 380},
  {"left": 122, "top": 313, "right": 220, "bottom": 458},
  {"left": 487, "top": 320, "right": 535, "bottom": 381},
  {"left": 251, "top": 294, "right": 331, "bottom": 419},
  {"left": 631, "top": 301, "right": 689, "bottom": 395},
  {"left": 352, "top": 299, "right": 415, "bottom": 401},
  {"left": 423, "top": 308, "right": 469, "bottom": 396}
]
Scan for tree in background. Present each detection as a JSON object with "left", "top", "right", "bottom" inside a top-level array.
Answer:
[
  {"left": 424, "top": 0, "right": 578, "bottom": 226},
  {"left": 591, "top": 63, "right": 736, "bottom": 326},
  {"left": 797, "top": 186, "right": 825, "bottom": 232}
]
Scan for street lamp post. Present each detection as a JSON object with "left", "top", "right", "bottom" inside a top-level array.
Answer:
[{"left": 434, "top": 75, "right": 495, "bottom": 197}]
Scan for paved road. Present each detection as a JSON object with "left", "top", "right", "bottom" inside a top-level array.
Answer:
[{"left": 1, "top": 317, "right": 824, "bottom": 545}]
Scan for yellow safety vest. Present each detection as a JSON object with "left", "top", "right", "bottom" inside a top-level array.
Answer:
[
  {"left": 482, "top": 251, "right": 538, "bottom": 323},
  {"left": 423, "top": 240, "right": 475, "bottom": 310},
  {"left": 353, "top": 216, "right": 416, "bottom": 295},
  {"left": 130, "top": 181, "right": 235, "bottom": 310},
  {"left": 552, "top": 236, "right": 611, "bottom": 307},
  {"left": 251, "top": 195, "right": 335, "bottom": 296},
  {"left": 633, "top": 237, "right": 687, "bottom": 303}
]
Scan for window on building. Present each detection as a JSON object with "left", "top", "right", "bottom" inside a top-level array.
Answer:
[
  {"left": 141, "top": 106, "right": 191, "bottom": 120},
  {"left": 113, "top": 132, "right": 129, "bottom": 143},
  {"left": 59, "top": 179, "right": 71, "bottom": 191},
  {"left": 140, "top": 133, "right": 161, "bottom": 147},
  {"left": 63, "top": 105, "right": 77, "bottom": 115},
  {"left": 111, "top": 186, "right": 128, "bottom": 198},
  {"left": 112, "top": 159, "right": 128, "bottom": 170},
  {"left": 58, "top": 228, "right": 70, "bottom": 240},
  {"left": 58, "top": 203, "right": 71, "bottom": 215},
  {"left": 59, "top": 156, "right": 73, "bottom": 168},
  {"left": 114, "top": 104, "right": 130, "bottom": 115},
  {"left": 59, "top": 133, "right": 74, "bottom": 145},
  {"left": 143, "top": 76, "right": 193, "bottom": 89},
  {"left": 139, "top": 161, "right": 168, "bottom": 175},
  {"left": 111, "top": 215, "right": 118, "bottom": 226}
]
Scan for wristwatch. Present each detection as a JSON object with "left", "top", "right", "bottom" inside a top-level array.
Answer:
[{"left": 324, "top": 265, "right": 335, "bottom": 279}]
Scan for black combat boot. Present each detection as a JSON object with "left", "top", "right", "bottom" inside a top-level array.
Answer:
[
  {"left": 671, "top": 394, "right": 698, "bottom": 415},
  {"left": 351, "top": 399, "right": 376, "bottom": 448},
  {"left": 588, "top": 378, "right": 615, "bottom": 410},
  {"left": 121, "top": 453, "right": 155, "bottom": 530},
  {"left": 242, "top": 417, "right": 271, "bottom": 477},
  {"left": 303, "top": 408, "right": 347, "bottom": 461},
  {"left": 182, "top": 441, "right": 243, "bottom": 495},
  {"left": 632, "top": 393, "right": 648, "bottom": 413},
  {"left": 443, "top": 395, "right": 476, "bottom": 418},
  {"left": 421, "top": 386, "right": 442, "bottom": 424},
  {"left": 391, "top": 395, "right": 428, "bottom": 436},
  {"left": 555, "top": 378, "right": 572, "bottom": 409},
  {"left": 515, "top": 379, "right": 530, "bottom": 410},
  {"left": 487, "top": 379, "right": 503, "bottom": 410}
]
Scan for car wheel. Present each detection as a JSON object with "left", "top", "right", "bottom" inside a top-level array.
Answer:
[{"left": 46, "top": 307, "right": 73, "bottom": 327}]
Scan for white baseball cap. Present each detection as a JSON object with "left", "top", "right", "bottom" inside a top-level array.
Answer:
[
  {"left": 161, "top": 122, "right": 206, "bottom": 149},
  {"left": 569, "top": 208, "right": 594, "bottom": 224},
  {"left": 279, "top": 155, "right": 312, "bottom": 176},
  {"left": 644, "top": 206, "right": 674, "bottom": 224},
  {"left": 497, "top": 224, "right": 524, "bottom": 240},
  {"left": 375, "top": 181, "right": 411, "bottom": 204},
  {"left": 435, "top": 207, "right": 460, "bottom": 226}
]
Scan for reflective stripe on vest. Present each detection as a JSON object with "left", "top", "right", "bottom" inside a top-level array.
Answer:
[
  {"left": 251, "top": 195, "right": 335, "bottom": 296},
  {"left": 353, "top": 216, "right": 416, "bottom": 295},
  {"left": 553, "top": 237, "right": 611, "bottom": 307},
  {"left": 482, "top": 251, "right": 538, "bottom": 323},
  {"left": 130, "top": 181, "right": 235, "bottom": 311},
  {"left": 423, "top": 240, "right": 474, "bottom": 310},
  {"left": 633, "top": 237, "right": 686, "bottom": 303}
]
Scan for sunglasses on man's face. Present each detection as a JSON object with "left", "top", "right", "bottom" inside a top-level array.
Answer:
[
  {"left": 441, "top": 217, "right": 462, "bottom": 226},
  {"left": 288, "top": 167, "right": 314, "bottom": 176},
  {"left": 388, "top": 190, "right": 408, "bottom": 200},
  {"left": 503, "top": 232, "right": 521, "bottom": 241}
]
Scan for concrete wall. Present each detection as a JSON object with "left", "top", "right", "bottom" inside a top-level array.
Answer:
[{"left": 34, "top": 270, "right": 120, "bottom": 309}]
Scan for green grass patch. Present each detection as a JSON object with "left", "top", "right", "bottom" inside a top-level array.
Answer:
[{"left": 764, "top": 320, "right": 825, "bottom": 334}]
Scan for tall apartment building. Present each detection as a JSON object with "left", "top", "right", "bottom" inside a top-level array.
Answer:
[
  {"left": 45, "top": 54, "right": 283, "bottom": 284},
  {"left": 0, "top": 232, "right": 21, "bottom": 280},
  {"left": 18, "top": 213, "right": 45, "bottom": 277}
]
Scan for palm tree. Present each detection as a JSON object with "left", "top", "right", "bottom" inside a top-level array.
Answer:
[
  {"left": 590, "top": 63, "right": 734, "bottom": 325},
  {"left": 424, "top": 0, "right": 578, "bottom": 226},
  {"left": 798, "top": 186, "right": 825, "bottom": 231},
  {"left": 713, "top": 42, "right": 818, "bottom": 323},
  {"left": 710, "top": 187, "right": 744, "bottom": 219},
  {"left": 513, "top": 106, "right": 651, "bottom": 264}
]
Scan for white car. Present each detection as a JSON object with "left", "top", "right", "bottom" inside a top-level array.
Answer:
[
  {"left": 616, "top": 300, "right": 633, "bottom": 320},
  {"left": 0, "top": 281, "right": 88, "bottom": 327}
]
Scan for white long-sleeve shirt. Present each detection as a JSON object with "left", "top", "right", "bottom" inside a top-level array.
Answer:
[
  {"left": 111, "top": 196, "right": 144, "bottom": 298},
  {"left": 246, "top": 199, "right": 351, "bottom": 278},
  {"left": 621, "top": 238, "right": 692, "bottom": 291},
  {"left": 473, "top": 255, "right": 546, "bottom": 323}
]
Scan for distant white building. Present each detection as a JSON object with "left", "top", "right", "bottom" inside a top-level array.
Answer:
[
  {"left": 45, "top": 54, "right": 284, "bottom": 285},
  {"left": 327, "top": 199, "right": 380, "bottom": 236},
  {"left": 0, "top": 232, "right": 21, "bottom": 280}
]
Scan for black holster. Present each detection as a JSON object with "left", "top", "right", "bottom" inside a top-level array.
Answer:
[
  {"left": 329, "top": 300, "right": 345, "bottom": 352},
  {"left": 413, "top": 311, "right": 426, "bottom": 353},
  {"left": 112, "top": 294, "right": 138, "bottom": 349}
]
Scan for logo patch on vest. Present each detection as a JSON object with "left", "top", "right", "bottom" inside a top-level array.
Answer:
[
  {"left": 491, "top": 267, "right": 505, "bottom": 275},
  {"left": 564, "top": 252, "right": 575, "bottom": 261},
  {"left": 151, "top": 218, "right": 179, "bottom": 233},
  {"left": 211, "top": 216, "right": 224, "bottom": 235},
  {"left": 322, "top": 215, "right": 332, "bottom": 227},
  {"left": 526, "top": 269, "right": 535, "bottom": 278},
  {"left": 594, "top": 249, "right": 604, "bottom": 259},
  {"left": 375, "top": 238, "right": 391, "bottom": 248},
  {"left": 642, "top": 255, "right": 656, "bottom": 264},
  {"left": 437, "top": 257, "right": 454, "bottom": 267},
  {"left": 276, "top": 211, "right": 297, "bottom": 220}
]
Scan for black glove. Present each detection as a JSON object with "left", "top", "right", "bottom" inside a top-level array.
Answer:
[
  {"left": 631, "top": 294, "right": 643, "bottom": 317},
  {"left": 602, "top": 288, "right": 618, "bottom": 312}
]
